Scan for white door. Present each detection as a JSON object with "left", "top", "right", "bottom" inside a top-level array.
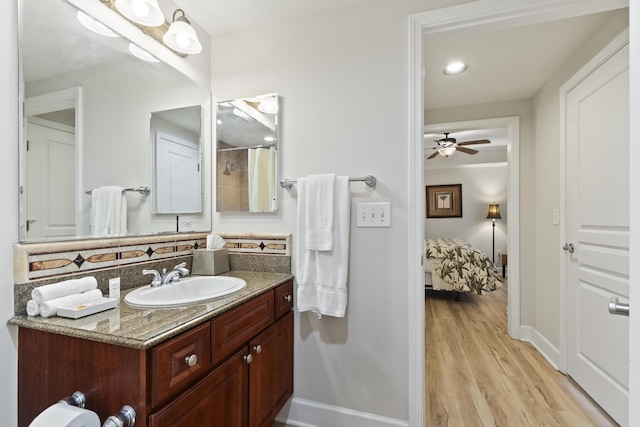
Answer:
[
  {"left": 155, "top": 132, "right": 201, "bottom": 213},
  {"left": 565, "top": 41, "right": 629, "bottom": 425},
  {"left": 26, "top": 121, "right": 76, "bottom": 240}
]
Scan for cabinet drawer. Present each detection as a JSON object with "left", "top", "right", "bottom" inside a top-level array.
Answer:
[
  {"left": 151, "top": 322, "right": 211, "bottom": 408},
  {"left": 274, "top": 281, "right": 294, "bottom": 319},
  {"left": 212, "top": 291, "right": 274, "bottom": 365}
]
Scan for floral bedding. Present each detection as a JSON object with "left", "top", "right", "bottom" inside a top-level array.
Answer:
[{"left": 425, "top": 238, "right": 503, "bottom": 294}]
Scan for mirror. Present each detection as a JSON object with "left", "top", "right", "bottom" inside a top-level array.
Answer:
[
  {"left": 216, "top": 94, "right": 280, "bottom": 212},
  {"left": 20, "top": 0, "right": 212, "bottom": 241},
  {"left": 151, "top": 105, "right": 203, "bottom": 214}
]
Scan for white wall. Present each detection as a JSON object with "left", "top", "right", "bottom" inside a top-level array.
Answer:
[
  {"left": 210, "top": 1, "right": 411, "bottom": 422},
  {"left": 1, "top": 0, "right": 19, "bottom": 424},
  {"left": 425, "top": 164, "right": 508, "bottom": 261}
]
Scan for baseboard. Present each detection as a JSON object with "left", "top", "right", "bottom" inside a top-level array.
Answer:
[
  {"left": 276, "top": 397, "right": 408, "bottom": 427},
  {"left": 520, "top": 325, "right": 560, "bottom": 370}
]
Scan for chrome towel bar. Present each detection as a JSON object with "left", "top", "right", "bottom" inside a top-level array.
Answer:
[
  {"left": 85, "top": 186, "right": 151, "bottom": 196},
  {"left": 280, "top": 175, "right": 376, "bottom": 190}
]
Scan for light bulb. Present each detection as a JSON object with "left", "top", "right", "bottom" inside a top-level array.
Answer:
[
  {"left": 176, "top": 33, "right": 191, "bottom": 49},
  {"left": 131, "top": 0, "right": 150, "bottom": 18}
]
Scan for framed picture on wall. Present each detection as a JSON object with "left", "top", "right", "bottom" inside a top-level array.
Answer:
[{"left": 426, "top": 184, "right": 462, "bottom": 218}]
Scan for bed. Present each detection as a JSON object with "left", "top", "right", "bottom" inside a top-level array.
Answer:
[{"left": 425, "top": 238, "right": 503, "bottom": 295}]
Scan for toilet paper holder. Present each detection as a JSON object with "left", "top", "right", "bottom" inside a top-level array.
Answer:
[
  {"left": 103, "top": 405, "right": 136, "bottom": 427},
  {"left": 58, "top": 391, "right": 87, "bottom": 408},
  {"left": 56, "top": 392, "right": 136, "bottom": 427}
]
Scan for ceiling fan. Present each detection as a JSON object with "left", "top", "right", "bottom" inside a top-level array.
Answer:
[{"left": 426, "top": 132, "right": 491, "bottom": 159}]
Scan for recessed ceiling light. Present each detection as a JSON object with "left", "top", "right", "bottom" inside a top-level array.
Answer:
[{"left": 444, "top": 62, "right": 467, "bottom": 75}]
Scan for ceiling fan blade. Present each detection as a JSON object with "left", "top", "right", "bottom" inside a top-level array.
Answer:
[
  {"left": 427, "top": 151, "right": 439, "bottom": 159},
  {"left": 456, "top": 146, "right": 479, "bottom": 155},
  {"left": 457, "top": 139, "right": 490, "bottom": 146}
]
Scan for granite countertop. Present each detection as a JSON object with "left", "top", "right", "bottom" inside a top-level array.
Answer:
[{"left": 9, "top": 270, "right": 294, "bottom": 350}]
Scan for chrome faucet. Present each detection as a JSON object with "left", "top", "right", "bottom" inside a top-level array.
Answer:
[
  {"left": 161, "top": 262, "right": 190, "bottom": 285},
  {"left": 143, "top": 262, "right": 189, "bottom": 287}
]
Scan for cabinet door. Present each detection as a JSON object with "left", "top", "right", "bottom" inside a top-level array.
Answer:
[
  {"left": 248, "top": 311, "right": 293, "bottom": 427},
  {"left": 149, "top": 348, "right": 249, "bottom": 427}
]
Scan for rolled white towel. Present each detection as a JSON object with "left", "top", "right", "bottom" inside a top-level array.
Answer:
[
  {"left": 31, "top": 277, "right": 98, "bottom": 303},
  {"left": 39, "top": 289, "right": 103, "bottom": 318},
  {"left": 26, "top": 300, "right": 40, "bottom": 316}
]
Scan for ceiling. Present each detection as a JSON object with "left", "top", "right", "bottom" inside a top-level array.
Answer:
[
  {"left": 422, "top": 8, "right": 628, "bottom": 110},
  {"left": 172, "top": 1, "right": 627, "bottom": 112},
  {"left": 173, "top": 0, "right": 361, "bottom": 36}
]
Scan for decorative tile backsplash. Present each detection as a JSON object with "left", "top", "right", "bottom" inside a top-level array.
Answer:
[{"left": 14, "top": 232, "right": 291, "bottom": 283}]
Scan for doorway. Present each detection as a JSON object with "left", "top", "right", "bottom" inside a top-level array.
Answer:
[{"left": 407, "top": 1, "right": 632, "bottom": 426}]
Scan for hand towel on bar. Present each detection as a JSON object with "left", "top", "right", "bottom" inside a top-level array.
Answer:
[
  {"left": 39, "top": 289, "right": 104, "bottom": 318},
  {"left": 91, "top": 186, "right": 127, "bottom": 237},
  {"left": 296, "top": 175, "right": 350, "bottom": 318},
  {"left": 31, "top": 276, "right": 98, "bottom": 303},
  {"left": 305, "top": 174, "right": 336, "bottom": 251}
]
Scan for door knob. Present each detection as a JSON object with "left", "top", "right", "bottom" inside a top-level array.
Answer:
[
  {"left": 562, "top": 243, "right": 575, "bottom": 253},
  {"left": 608, "top": 296, "right": 629, "bottom": 316}
]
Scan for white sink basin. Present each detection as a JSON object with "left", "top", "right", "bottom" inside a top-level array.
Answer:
[{"left": 124, "top": 276, "right": 247, "bottom": 308}]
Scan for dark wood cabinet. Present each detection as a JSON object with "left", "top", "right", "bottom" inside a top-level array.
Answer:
[
  {"left": 249, "top": 311, "right": 294, "bottom": 427},
  {"left": 18, "top": 280, "right": 294, "bottom": 427},
  {"left": 149, "top": 347, "right": 249, "bottom": 427}
]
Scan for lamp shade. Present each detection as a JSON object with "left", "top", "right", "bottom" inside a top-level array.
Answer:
[
  {"left": 486, "top": 203, "right": 502, "bottom": 220},
  {"left": 163, "top": 10, "right": 202, "bottom": 55}
]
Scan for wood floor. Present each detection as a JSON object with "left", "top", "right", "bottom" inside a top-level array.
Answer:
[
  {"left": 426, "top": 282, "right": 617, "bottom": 427},
  {"left": 272, "top": 282, "right": 617, "bottom": 426}
]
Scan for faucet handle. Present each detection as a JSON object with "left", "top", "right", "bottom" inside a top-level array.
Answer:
[
  {"left": 173, "top": 262, "right": 187, "bottom": 270},
  {"left": 142, "top": 269, "right": 162, "bottom": 287}
]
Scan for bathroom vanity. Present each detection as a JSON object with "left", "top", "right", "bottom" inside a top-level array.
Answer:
[{"left": 14, "top": 271, "right": 294, "bottom": 427}]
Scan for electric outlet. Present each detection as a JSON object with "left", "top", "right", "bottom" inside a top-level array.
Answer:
[{"left": 356, "top": 202, "right": 391, "bottom": 228}]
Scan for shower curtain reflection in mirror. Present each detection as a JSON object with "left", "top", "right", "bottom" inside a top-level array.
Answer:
[{"left": 248, "top": 147, "right": 277, "bottom": 212}]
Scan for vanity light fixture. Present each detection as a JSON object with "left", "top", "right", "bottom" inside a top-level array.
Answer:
[
  {"left": 77, "top": 11, "right": 119, "bottom": 38},
  {"left": 128, "top": 43, "right": 160, "bottom": 62},
  {"left": 443, "top": 61, "right": 467, "bottom": 75},
  {"left": 163, "top": 9, "right": 202, "bottom": 55},
  {"left": 115, "top": 0, "right": 165, "bottom": 27},
  {"left": 257, "top": 99, "right": 278, "bottom": 114}
]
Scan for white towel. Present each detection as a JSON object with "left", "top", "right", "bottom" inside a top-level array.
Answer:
[
  {"left": 31, "top": 276, "right": 98, "bottom": 303},
  {"left": 39, "top": 289, "right": 103, "bottom": 318},
  {"left": 26, "top": 300, "right": 40, "bottom": 316},
  {"left": 305, "top": 174, "right": 336, "bottom": 251},
  {"left": 91, "top": 186, "right": 127, "bottom": 237},
  {"left": 296, "top": 175, "right": 350, "bottom": 318}
]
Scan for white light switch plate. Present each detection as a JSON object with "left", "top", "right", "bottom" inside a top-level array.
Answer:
[{"left": 356, "top": 202, "right": 391, "bottom": 227}]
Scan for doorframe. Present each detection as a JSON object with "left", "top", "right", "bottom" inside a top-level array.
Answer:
[
  {"left": 408, "top": 1, "right": 629, "bottom": 425},
  {"left": 24, "top": 87, "right": 83, "bottom": 238},
  {"left": 558, "top": 29, "right": 629, "bottom": 372}
]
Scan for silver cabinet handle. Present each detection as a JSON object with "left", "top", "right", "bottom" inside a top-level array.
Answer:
[
  {"left": 608, "top": 297, "right": 629, "bottom": 316},
  {"left": 562, "top": 243, "right": 575, "bottom": 253},
  {"left": 253, "top": 345, "right": 262, "bottom": 354},
  {"left": 284, "top": 295, "right": 292, "bottom": 303},
  {"left": 184, "top": 354, "right": 198, "bottom": 366},
  {"left": 244, "top": 354, "right": 253, "bottom": 364}
]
